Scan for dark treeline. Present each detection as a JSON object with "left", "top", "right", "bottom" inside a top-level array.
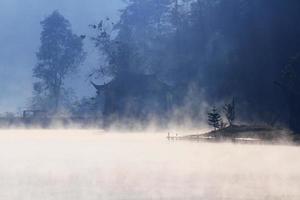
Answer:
[{"left": 27, "top": 0, "right": 300, "bottom": 132}]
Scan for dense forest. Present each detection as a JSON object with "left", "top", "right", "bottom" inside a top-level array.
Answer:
[{"left": 16, "top": 0, "right": 300, "bottom": 132}]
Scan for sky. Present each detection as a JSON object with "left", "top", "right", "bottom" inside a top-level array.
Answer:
[{"left": 0, "top": 0, "right": 125, "bottom": 113}]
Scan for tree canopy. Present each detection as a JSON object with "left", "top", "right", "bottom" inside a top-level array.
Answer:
[
  {"left": 32, "top": 11, "right": 85, "bottom": 113},
  {"left": 90, "top": 0, "right": 300, "bottom": 130}
]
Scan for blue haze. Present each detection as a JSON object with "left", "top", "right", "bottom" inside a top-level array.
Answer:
[{"left": 0, "top": 0, "right": 124, "bottom": 113}]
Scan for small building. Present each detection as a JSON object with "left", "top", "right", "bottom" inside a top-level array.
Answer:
[
  {"left": 22, "top": 110, "right": 47, "bottom": 119},
  {"left": 91, "top": 73, "right": 173, "bottom": 123}
]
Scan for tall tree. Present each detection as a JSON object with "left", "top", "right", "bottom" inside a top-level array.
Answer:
[
  {"left": 32, "top": 11, "right": 85, "bottom": 113},
  {"left": 90, "top": 0, "right": 300, "bottom": 128},
  {"left": 277, "top": 53, "right": 300, "bottom": 133},
  {"left": 208, "top": 106, "right": 222, "bottom": 131},
  {"left": 91, "top": 0, "right": 173, "bottom": 79}
]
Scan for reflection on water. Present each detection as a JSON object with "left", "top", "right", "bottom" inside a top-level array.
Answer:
[{"left": 0, "top": 129, "right": 299, "bottom": 200}]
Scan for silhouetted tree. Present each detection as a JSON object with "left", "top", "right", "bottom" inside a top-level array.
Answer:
[
  {"left": 223, "top": 98, "right": 235, "bottom": 126},
  {"left": 90, "top": 18, "right": 134, "bottom": 77},
  {"left": 32, "top": 11, "right": 85, "bottom": 113},
  {"left": 276, "top": 53, "right": 300, "bottom": 133},
  {"left": 208, "top": 106, "right": 222, "bottom": 130},
  {"left": 90, "top": 0, "right": 300, "bottom": 127},
  {"left": 91, "top": 0, "right": 174, "bottom": 79}
]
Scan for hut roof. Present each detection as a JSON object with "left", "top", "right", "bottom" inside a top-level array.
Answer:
[{"left": 91, "top": 73, "right": 171, "bottom": 95}]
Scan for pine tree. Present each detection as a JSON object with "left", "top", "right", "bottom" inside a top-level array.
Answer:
[{"left": 208, "top": 106, "right": 222, "bottom": 131}]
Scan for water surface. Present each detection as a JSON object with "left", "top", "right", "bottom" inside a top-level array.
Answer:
[{"left": 0, "top": 129, "right": 299, "bottom": 200}]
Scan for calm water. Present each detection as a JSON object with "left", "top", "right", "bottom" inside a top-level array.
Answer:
[{"left": 0, "top": 129, "right": 299, "bottom": 200}]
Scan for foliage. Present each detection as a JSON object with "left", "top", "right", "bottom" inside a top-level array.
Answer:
[
  {"left": 280, "top": 53, "right": 300, "bottom": 93},
  {"left": 88, "top": 0, "right": 300, "bottom": 128},
  {"left": 277, "top": 53, "right": 300, "bottom": 132},
  {"left": 223, "top": 98, "right": 235, "bottom": 126},
  {"left": 90, "top": 0, "right": 175, "bottom": 79},
  {"left": 32, "top": 11, "right": 85, "bottom": 113},
  {"left": 208, "top": 106, "right": 222, "bottom": 130}
]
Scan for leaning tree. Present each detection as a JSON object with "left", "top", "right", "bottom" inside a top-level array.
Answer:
[{"left": 223, "top": 98, "right": 235, "bottom": 126}]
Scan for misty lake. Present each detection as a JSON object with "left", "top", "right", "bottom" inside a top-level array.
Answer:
[{"left": 0, "top": 129, "right": 299, "bottom": 200}]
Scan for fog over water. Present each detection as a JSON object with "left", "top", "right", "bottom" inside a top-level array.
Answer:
[
  {"left": 1, "top": 0, "right": 300, "bottom": 198},
  {"left": 0, "top": 129, "right": 299, "bottom": 200}
]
